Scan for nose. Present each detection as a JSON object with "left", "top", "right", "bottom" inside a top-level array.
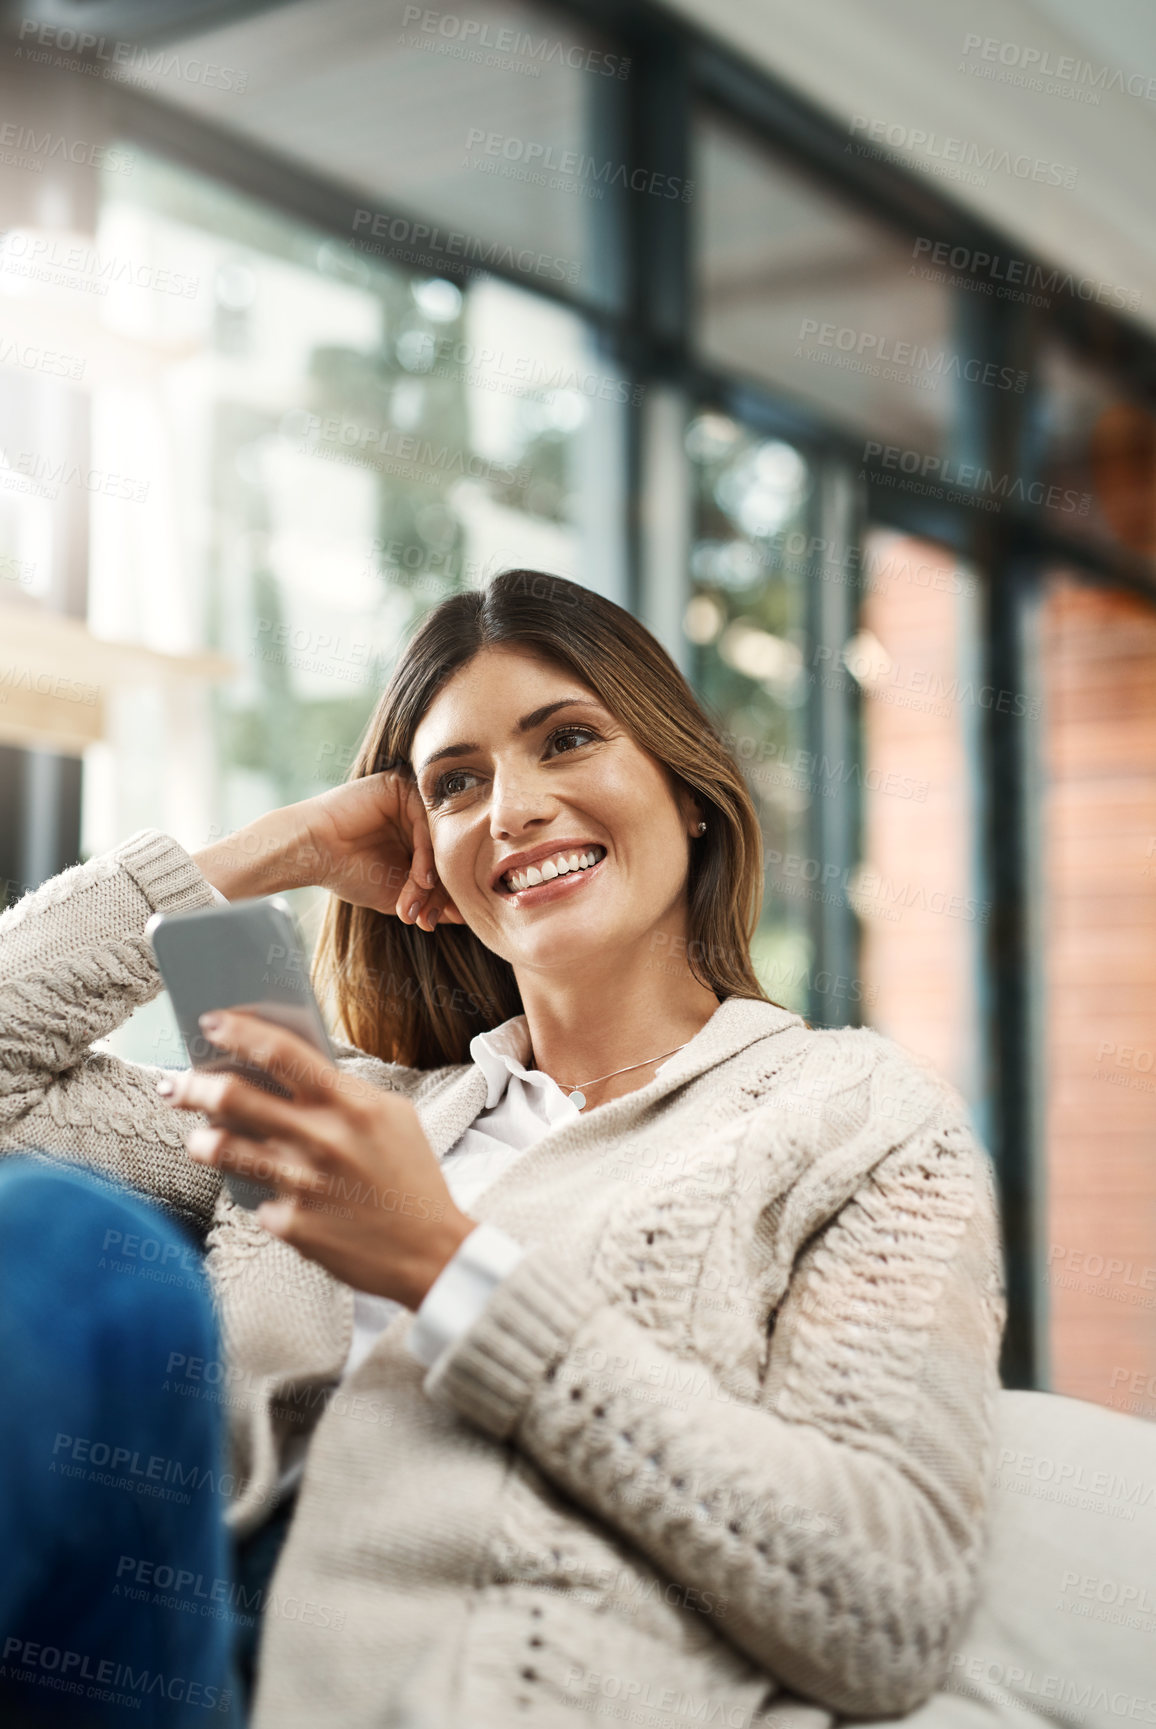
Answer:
[{"left": 488, "top": 760, "right": 557, "bottom": 840}]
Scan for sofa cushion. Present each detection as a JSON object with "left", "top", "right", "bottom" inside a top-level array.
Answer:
[{"left": 844, "top": 1389, "right": 1156, "bottom": 1729}]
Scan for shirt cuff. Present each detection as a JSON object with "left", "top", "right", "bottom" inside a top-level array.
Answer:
[
  {"left": 406, "top": 1221, "right": 527, "bottom": 1371},
  {"left": 207, "top": 883, "right": 230, "bottom": 906}
]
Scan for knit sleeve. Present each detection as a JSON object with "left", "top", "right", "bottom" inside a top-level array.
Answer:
[
  {"left": 0, "top": 829, "right": 224, "bottom": 1227},
  {"left": 419, "top": 1113, "right": 1007, "bottom": 1719}
]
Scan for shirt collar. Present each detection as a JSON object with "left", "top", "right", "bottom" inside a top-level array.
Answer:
[
  {"left": 468, "top": 1011, "right": 684, "bottom": 1115},
  {"left": 469, "top": 1013, "right": 564, "bottom": 1112}
]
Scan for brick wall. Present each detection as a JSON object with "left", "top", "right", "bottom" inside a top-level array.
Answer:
[
  {"left": 856, "top": 529, "right": 985, "bottom": 1114},
  {"left": 1039, "top": 575, "right": 1156, "bottom": 1415}
]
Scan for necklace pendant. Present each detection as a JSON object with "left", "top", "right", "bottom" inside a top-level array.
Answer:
[{"left": 568, "top": 1088, "right": 586, "bottom": 1110}]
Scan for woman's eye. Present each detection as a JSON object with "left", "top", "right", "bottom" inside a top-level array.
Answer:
[
  {"left": 548, "top": 725, "right": 599, "bottom": 755},
  {"left": 432, "top": 769, "right": 476, "bottom": 802},
  {"left": 430, "top": 726, "right": 598, "bottom": 802}
]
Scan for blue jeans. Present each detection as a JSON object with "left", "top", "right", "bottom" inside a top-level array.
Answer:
[{"left": 0, "top": 1156, "right": 295, "bottom": 1728}]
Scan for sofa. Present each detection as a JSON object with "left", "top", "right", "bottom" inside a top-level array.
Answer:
[{"left": 848, "top": 1389, "right": 1156, "bottom": 1729}]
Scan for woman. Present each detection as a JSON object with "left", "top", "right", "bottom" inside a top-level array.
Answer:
[{"left": 0, "top": 568, "right": 1007, "bottom": 1729}]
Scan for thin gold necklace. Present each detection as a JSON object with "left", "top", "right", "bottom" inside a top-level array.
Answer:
[{"left": 531, "top": 1043, "right": 689, "bottom": 1110}]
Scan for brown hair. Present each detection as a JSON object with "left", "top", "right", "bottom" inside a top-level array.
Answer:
[{"left": 310, "top": 569, "right": 778, "bottom": 1069}]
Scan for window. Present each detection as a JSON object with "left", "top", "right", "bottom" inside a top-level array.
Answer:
[
  {"left": 696, "top": 108, "right": 956, "bottom": 454},
  {"left": 685, "top": 410, "right": 812, "bottom": 1012},
  {"left": 1032, "top": 340, "right": 1152, "bottom": 554},
  {"left": 84, "top": 148, "right": 626, "bottom": 1063}
]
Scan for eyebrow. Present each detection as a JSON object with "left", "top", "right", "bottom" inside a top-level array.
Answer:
[{"left": 415, "top": 697, "right": 602, "bottom": 778}]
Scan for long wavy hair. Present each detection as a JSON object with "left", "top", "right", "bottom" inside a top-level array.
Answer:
[{"left": 310, "top": 569, "right": 778, "bottom": 1069}]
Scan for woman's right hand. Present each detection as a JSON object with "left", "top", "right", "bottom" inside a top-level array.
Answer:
[
  {"left": 192, "top": 770, "right": 465, "bottom": 931},
  {"left": 296, "top": 771, "right": 464, "bottom": 927}
]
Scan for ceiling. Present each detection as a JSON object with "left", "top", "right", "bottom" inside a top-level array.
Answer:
[{"left": 660, "top": 0, "right": 1156, "bottom": 341}]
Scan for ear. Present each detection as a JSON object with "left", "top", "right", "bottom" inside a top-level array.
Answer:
[{"left": 681, "top": 789, "right": 705, "bottom": 834}]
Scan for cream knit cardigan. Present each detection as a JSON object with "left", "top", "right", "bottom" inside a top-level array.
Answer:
[{"left": 0, "top": 830, "right": 1007, "bottom": 1729}]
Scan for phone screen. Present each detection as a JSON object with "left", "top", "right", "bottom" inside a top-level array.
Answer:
[{"left": 146, "top": 896, "right": 334, "bottom": 1209}]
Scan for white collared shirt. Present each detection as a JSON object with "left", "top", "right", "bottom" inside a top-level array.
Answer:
[{"left": 350, "top": 1009, "right": 584, "bottom": 1378}]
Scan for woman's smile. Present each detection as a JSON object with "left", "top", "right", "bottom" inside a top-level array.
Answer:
[{"left": 495, "top": 845, "right": 609, "bottom": 907}]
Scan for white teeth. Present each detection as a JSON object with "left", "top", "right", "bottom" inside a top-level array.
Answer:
[{"left": 503, "top": 847, "right": 604, "bottom": 893}]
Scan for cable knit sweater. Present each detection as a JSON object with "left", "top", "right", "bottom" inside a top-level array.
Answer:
[{"left": 0, "top": 829, "right": 1007, "bottom": 1729}]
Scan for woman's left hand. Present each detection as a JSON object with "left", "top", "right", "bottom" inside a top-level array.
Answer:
[{"left": 158, "top": 1009, "right": 476, "bottom": 1308}]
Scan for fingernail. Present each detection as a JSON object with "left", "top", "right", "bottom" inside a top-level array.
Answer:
[
  {"left": 199, "top": 1012, "right": 224, "bottom": 1033},
  {"left": 423, "top": 867, "right": 437, "bottom": 888},
  {"left": 406, "top": 901, "right": 421, "bottom": 921},
  {"left": 427, "top": 907, "right": 440, "bottom": 928},
  {"left": 156, "top": 1076, "right": 174, "bottom": 1096}
]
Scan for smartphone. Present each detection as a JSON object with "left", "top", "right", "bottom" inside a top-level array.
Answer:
[{"left": 145, "top": 896, "right": 335, "bottom": 1210}]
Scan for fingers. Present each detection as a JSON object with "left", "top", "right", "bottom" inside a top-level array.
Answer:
[
  {"left": 396, "top": 881, "right": 467, "bottom": 930},
  {"left": 186, "top": 1127, "right": 328, "bottom": 1205},
  {"left": 165, "top": 1069, "right": 331, "bottom": 1148},
  {"left": 405, "top": 781, "right": 438, "bottom": 892},
  {"left": 394, "top": 875, "right": 435, "bottom": 928},
  {"left": 161, "top": 1010, "right": 339, "bottom": 1110},
  {"left": 421, "top": 887, "right": 467, "bottom": 927},
  {"left": 394, "top": 784, "right": 439, "bottom": 927}
]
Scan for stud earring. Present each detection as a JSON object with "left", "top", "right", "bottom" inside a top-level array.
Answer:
[{"left": 696, "top": 820, "right": 707, "bottom": 835}]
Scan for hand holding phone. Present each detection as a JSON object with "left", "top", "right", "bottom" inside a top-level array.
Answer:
[{"left": 146, "top": 896, "right": 334, "bottom": 1209}]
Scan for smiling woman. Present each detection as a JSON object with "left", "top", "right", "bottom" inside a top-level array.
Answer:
[
  {"left": 0, "top": 567, "right": 1006, "bottom": 1729},
  {"left": 312, "top": 568, "right": 775, "bottom": 1074}
]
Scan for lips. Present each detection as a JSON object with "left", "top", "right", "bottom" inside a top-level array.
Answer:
[
  {"left": 497, "top": 845, "right": 608, "bottom": 899},
  {"left": 492, "top": 842, "right": 606, "bottom": 894}
]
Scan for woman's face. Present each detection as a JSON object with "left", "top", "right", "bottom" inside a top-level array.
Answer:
[{"left": 409, "top": 645, "right": 703, "bottom": 977}]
